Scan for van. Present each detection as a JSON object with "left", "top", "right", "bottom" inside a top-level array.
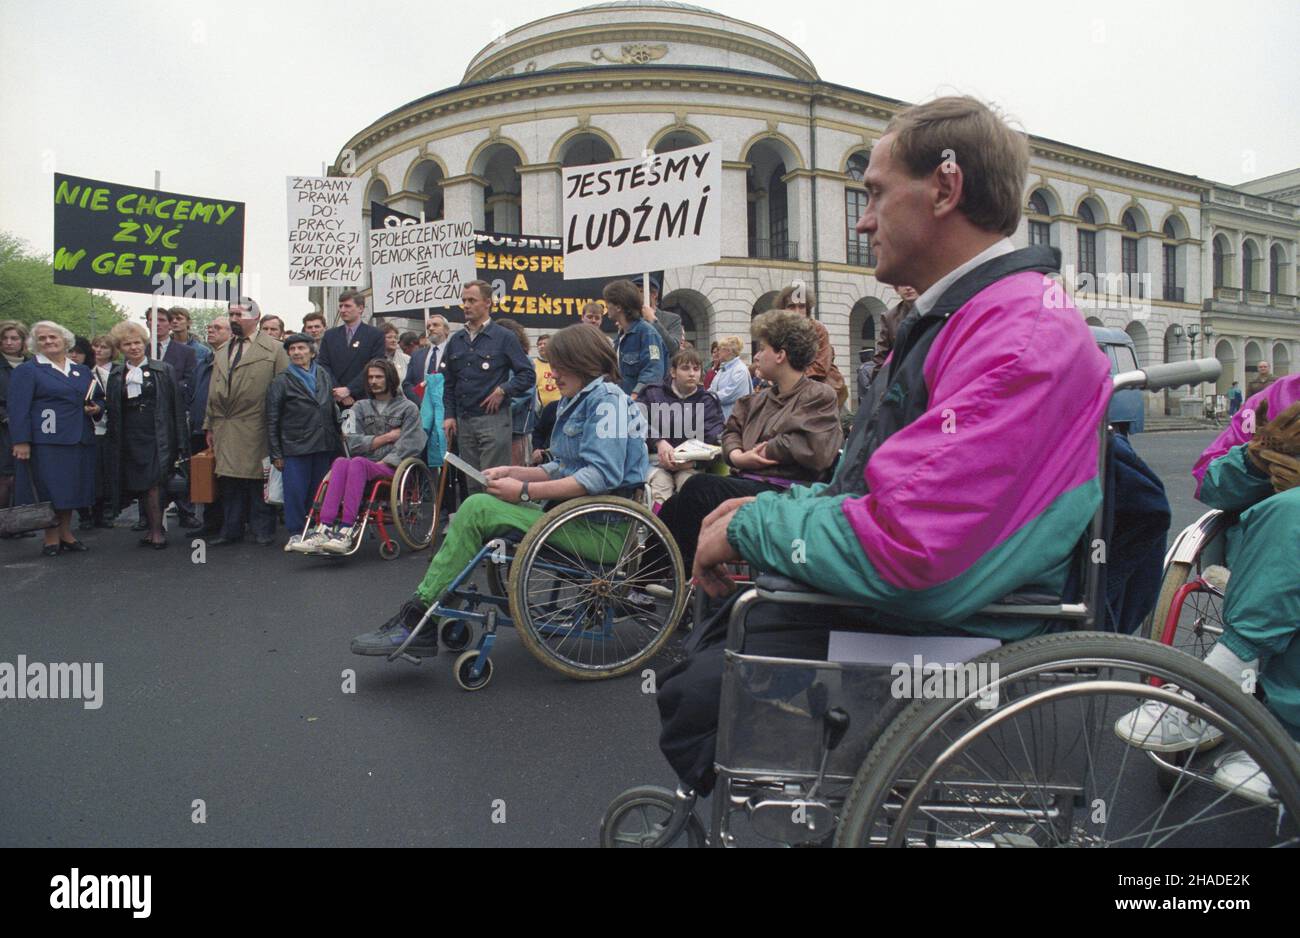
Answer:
[{"left": 1090, "top": 327, "right": 1144, "bottom": 434}]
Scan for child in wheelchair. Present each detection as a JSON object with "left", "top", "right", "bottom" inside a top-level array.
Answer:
[
  {"left": 1115, "top": 375, "right": 1300, "bottom": 802},
  {"left": 349, "top": 324, "right": 650, "bottom": 657},
  {"left": 291, "top": 360, "right": 425, "bottom": 554}
]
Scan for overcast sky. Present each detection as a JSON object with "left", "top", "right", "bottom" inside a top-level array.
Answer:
[{"left": 2, "top": 0, "right": 1296, "bottom": 329}]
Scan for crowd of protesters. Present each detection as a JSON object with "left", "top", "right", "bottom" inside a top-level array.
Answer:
[{"left": 2, "top": 266, "right": 903, "bottom": 562}]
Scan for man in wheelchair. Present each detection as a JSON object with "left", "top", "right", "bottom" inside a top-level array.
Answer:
[
  {"left": 350, "top": 324, "right": 650, "bottom": 657},
  {"left": 656, "top": 96, "right": 1115, "bottom": 794},
  {"left": 1116, "top": 373, "right": 1300, "bottom": 799}
]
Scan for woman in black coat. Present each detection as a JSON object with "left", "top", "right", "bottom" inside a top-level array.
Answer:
[
  {"left": 105, "top": 322, "right": 188, "bottom": 548},
  {"left": 266, "top": 333, "right": 340, "bottom": 546},
  {"left": 0, "top": 319, "right": 29, "bottom": 518}
]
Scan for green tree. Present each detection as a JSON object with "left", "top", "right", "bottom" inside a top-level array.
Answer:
[{"left": 0, "top": 231, "right": 127, "bottom": 337}]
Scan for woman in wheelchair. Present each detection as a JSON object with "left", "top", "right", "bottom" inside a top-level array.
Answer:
[
  {"left": 1116, "top": 375, "right": 1300, "bottom": 802},
  {"left": 655, "top": 309, "right": 843, "bottom": 577},
  {"left": 350, "top": 324, "right": 650, "bottom": 657},
  {"left": 293, "top": 360, "right": 426, "bottom": 555}
]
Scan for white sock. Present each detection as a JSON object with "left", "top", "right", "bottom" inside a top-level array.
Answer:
[{"left": 1205, "top": 642, "right": 1258, "bottom": 691}]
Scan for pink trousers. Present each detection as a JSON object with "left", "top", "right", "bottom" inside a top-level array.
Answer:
[{"left": 318, "top": 457, "right": 394, "bottom": 526}]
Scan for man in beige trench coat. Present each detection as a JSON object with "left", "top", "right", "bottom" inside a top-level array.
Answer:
[{"left": 204, "top": 299, "right": 289, "bottom": 546}]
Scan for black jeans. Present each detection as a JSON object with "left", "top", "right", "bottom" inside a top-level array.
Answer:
[
  {"left": 218, "top": 476, "right": 276, "bottom": 540},
  {"left": 657, "top": 592, "right": 830, "bottom": 794},
  {"left": 656, "top": 474, "right": 781, "bottom": 573}
]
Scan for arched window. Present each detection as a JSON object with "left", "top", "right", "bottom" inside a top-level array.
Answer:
[
  {"left": 1242, "top": 241, "right": 1257, "bottom": 292},
  {"left": 1076, "top": 202, "right": 1098, "bottom": 283},
  {"left": 475, "top": 145, "right": 522, "bottom": 235},
  {"left": 746, "top": 139, "right": 797, "bottom": 260},
  {"left": 845, "top": 151, "right": 873, "bottom": 266},
  {"left": 654, "top": 131, "right": 703, "bottom": 154},
  {"left": 1121, "top": 210, "right": 1139, "bottom": 280},
  {"left": 1162, "top": 220, "right": 1181, "bottom": 302},
  {"left": 1027, "top": 190, "right": 1052, "bottom": 247},
  {"left": 1270, "top": 245, "right": 1284, "bottom": 295},
  {"left": 1213, "top": 236, "right": 1228, "bottom": 289}
]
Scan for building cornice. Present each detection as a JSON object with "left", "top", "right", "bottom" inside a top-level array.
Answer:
[{"left": 466, "top": 22, "right": 818, "bottom": 84}]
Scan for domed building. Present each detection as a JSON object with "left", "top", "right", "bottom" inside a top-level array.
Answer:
[{"left": 333, "top": 1, "right": 1298, "bottom": 411}]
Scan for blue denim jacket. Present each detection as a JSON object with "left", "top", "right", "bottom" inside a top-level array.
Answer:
[
  {"left": 541, "top": 377, "right": 649, "bottom": 495},
  {"left": 616, "top": 319, "right": 668, "bottom": 396}
]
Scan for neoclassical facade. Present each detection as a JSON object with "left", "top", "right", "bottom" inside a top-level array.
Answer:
[{"left": 331, "top": 0, "right": 1298, "bottom": 411}]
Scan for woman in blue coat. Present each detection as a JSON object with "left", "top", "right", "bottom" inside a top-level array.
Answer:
[
  {"left": 8, "top": 320, "right": 105, "bottom": 556},
  {"left": 0, "top": 320, "right": 30, "bottom": 521}
]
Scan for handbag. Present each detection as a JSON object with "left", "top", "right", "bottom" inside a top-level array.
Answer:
[
  {"left": 189, "top": 448, "right": 216, "bottom": 503},
  {"left": 263, "top": 457, "right": 284, "bottom": 505},
  {"left": 0, "top": 465, "right": 57, "bottom": 535}
]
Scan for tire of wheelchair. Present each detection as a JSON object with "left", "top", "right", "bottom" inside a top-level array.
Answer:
[
  {"left": 389, "top": 457, "right": 439, "bottom": 552},
  {"left": 1146, "top": 561, "right": 1224, "bottom": 661},
  {"left": 834, "top": 632, "right": 1300, "bottom": 848},
  {"left": 507, "top": 496, "right": 687, "bottom": 680},
  {"left": 599, "top": 785, "right": 706, "bottom": 848}
]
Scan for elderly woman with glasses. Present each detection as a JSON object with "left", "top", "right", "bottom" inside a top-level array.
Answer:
[{"left": 7, "top": 320, "right": 105, "bottom": 556}]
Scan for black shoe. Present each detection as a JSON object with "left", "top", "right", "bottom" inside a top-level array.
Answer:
[
  {"left": 58, "top": 539, "right": 89, "bottom": 553},
  {"left": 131, "top": 518, "right": 148, "bottom": 531},
  {"left": 206, "top": 536, "right": 244, "bottom": 547},
  {"left": 350, "top": 599, "right": 438, "bottom": 657},
  {"left": 153, "top": 538, "right": 168, "bottom": 550},
  {"left": 41, "top": 544, "right": 59, "bottom": 557},
  {"left": 178, "top": 513, "right": 200, "bottom": 528},
  {"left": 254, "top": 535, "right": 275, "bottom": 547}
]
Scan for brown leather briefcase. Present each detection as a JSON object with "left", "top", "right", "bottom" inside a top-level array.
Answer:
[{"left": 190, "top": 448, "right": 217, "bottom": 504}]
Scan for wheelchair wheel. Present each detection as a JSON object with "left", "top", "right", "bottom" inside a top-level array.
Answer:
[
  {"left": 599, "top": 786, "right": 705, "bottom": 848},
  {"left": 454, "top": 650, "right": 493, "bottom": 691},
  {"left": 439, "top": 618, "right": 474, "bottom": 653},
  {"left": 835, "top": 633, "right": 1300, "bottom": 848},
  {"left": 390, "top": 458, "right": 438, "bottom": 551},
  {"left": 1147, "top": 561, "right": 1226, "bottom": 661},
  {"left": 379, "top": 540, "right": 400, "bottom": 561},
  {"left": 507, "top": 496, "right": 687, "bottom": 680}
]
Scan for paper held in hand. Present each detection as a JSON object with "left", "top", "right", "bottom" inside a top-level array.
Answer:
[
  {"left": 671, "top": 440, "right": 721, "bottom": 463},
  {"left": 444, "top": 451, "right": 488, "bottom": 488}
]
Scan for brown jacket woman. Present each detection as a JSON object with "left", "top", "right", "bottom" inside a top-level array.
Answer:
[{"left": 722, "top": 375, "right": 843, "bottom": 484}]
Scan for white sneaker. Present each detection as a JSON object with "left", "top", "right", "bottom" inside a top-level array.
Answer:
[
  {"left": 1211, "top": 750, "right": 1275, "bottom": 804},
  {"left": 289, "top": 530, "right": 330, "bottom": 554},
  {"left": 319, "top": 533, "right": 354, "bottom": 555},
  {"left": 1113, "top": 684, "right": 1225, "bottom": 753},
  {"left": 284, "top": 535, "right": 302, "bottom": 553}
]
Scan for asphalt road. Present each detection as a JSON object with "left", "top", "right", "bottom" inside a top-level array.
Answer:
[{"left": 0, "top": 430, "right": 1237, "bottom": 847}]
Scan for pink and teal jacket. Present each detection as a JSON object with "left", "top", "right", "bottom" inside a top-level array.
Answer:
[
  {"left": 725, "top": 246, "right": 1112, "bottom": 640},
  {"left": 1193, "top": 375, "right": 1300, "bottom": 511}
]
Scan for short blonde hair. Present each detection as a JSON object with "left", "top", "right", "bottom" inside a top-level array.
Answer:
[
  {"left": 720, "top": 336, "right": 744, "bottom": 356},
  {"left": 109, "top": 321, "right": 150, "bottom": 346},
  {"left": 27, "top": 320, "right": 74, "bottom": 355},
  {"left": 90, "top": 333, "right": 118, "bottom": 357}
]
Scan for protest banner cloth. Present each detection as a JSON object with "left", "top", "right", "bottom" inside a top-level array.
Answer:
[
  {"left": 52, "top": 173, "right": 244, "bottom": 295},
  {"left": 286, "top": 176, "right": 365, "bottom": 286},
  {"left": 477, "top": 232, "right": 611, "bottom": 327},
  {"left": 561, "top": 142, "right": 721, "bottom": 281},
  {"left": 368, "top": 218, "right": 476, "bottom": 314}
]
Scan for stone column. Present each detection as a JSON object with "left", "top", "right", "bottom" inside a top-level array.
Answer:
[
  {"left": 441, "top": 174, "right": 488, "bottom": 231},
  {"left": 518, "top": 162, "right": 561, "bottom": 237},
  {"left": 721, "top": 162, "right": 750, "bottom": 258}
]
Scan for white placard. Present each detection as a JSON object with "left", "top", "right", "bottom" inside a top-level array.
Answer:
[
  {"left": 286, "top": 176, "right": 365, "bottom": 286},
  {"left": 561, "top": 142, "right": 721, "bottom": 280},
  {"left": 367, "top": 218, "right": 476, "bottom": 314}
]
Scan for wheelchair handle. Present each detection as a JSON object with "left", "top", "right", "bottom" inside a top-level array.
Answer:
[{"left": 1114, "top": 358, "right": 1221, "bottom": 394}]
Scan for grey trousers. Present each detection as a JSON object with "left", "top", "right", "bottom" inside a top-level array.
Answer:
[{"left": 456, "top": 410, "right": 512, "bottom": 494}]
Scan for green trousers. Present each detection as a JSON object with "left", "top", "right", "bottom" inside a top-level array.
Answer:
[
  {"left": 1220, "top": 487, "right": 1300, "bottom": 740},
  {"left": 415, "top": 493, "right": 630, "bottom": 606}
]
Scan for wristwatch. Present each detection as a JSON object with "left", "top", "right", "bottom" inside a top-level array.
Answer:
[{"left": 519, "top": 480, "right": 531, "bottom": 503}]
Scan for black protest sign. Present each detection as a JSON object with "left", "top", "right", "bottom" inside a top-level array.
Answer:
[
  {"left": 52, "top": 173, "right": 244, "bottom": 295},
  {"left": 477, "top": 231, "right": 610, "bottom": 327}
]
